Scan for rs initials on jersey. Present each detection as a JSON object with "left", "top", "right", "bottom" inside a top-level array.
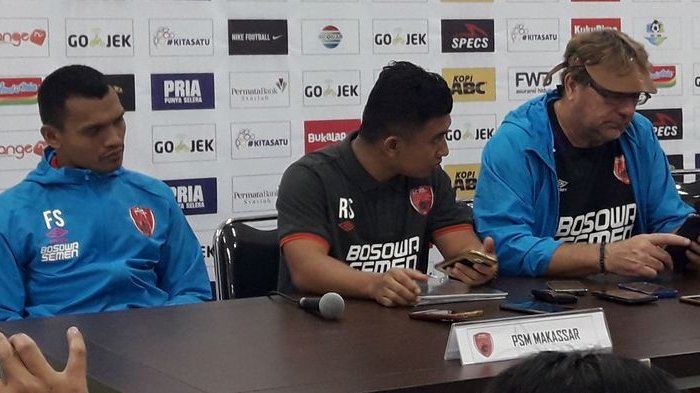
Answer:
[
  {"left": 339, "top": 197, "right": 354, "bottom": 219},
  {"left": 42, "top": 210, "right": 64, "bottom": 229}
]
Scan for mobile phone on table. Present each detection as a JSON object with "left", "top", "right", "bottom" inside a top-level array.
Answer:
[
  {"left": 408, "top": 308, "right": 484, "bottom": 322},
  {"left": 546, "top": 280, "right": 588, "bottom": 296},
  {"left": 617, "top": 282, "right": 678, "bottom": 298},
  {"left": 591, "top": 289, "right": 658, "bottom": 304},
  {"left": 666, "top": 214, "right": 700, "bottom": 272},
  {"left": 679, "top": 294, "right": 700, "bottom": 306},
  {"left": 435, "top": 250, "right": 497, "bottom": 274},
  {"left": 531, "top": 289, "right": 578, "bottom": 304},
  {"left": 499, "top": 300, "right": 574, "bottom": 314}
]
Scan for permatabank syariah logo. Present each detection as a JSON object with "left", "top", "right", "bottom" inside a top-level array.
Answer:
[
  {"left": 302, "top": 70, "right": 361, "bottom": 106},
  {"left": 149, "top": 19, "right": 213, "bottom": 56},
  {"left": 232, "top": 174, "right": 280, "bottom": 213},
  {"left": 372, "top": 19, "right": 429, "bottom": 54},
  {"left": 231, "top": 121, "right": 291, "bottom": 159},
  {"left": 229, "top": 71, "right": 290, "bottom": 108}
]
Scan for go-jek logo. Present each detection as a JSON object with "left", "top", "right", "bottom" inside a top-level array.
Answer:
[
  {"left": 645, "top": 19, "right": 667, "bottom": 46},
  {"left": 319, "top": 25, "right": 342, "bottom": 48}
]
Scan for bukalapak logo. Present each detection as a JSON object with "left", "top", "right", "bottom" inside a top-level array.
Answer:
[
  {"left": 228, "top": 19, "right": 288, "bottom": 55},
  {"left": 441, "top": 19, "right": 494, "bottom": 53},
  {"left": 103, "top": 74, "right": 135, "bottom": 111},
  {"left": 638, "top": 108, "right": 683, "bottom": 140},
  {"left": 151, "top": 73, "right": 215, "bottom": 111},
  {"left": 304, "top": 119, "right": 360, "bottom": 153},
  {"left": 164, "top": 177, "right": 217, "bottom": 215}
]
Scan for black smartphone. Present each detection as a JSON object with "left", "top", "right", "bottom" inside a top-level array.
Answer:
[
  {"left": 666, "top": 214, "right": 700, "bottom": 272},
  {"left": 499, "top": 300, "right": 574, "bottom": 314},
  {"left": 679, "top": 294, "right": 700, "bottom": 306},
  {"left": 531, "top": 289, "right": 579, "bottom": 304},
  {"left": 591, "top": 289, "right": 658, "bottom": 304},
  {"left": 546, "top": 280, "right": 588, "bottom": 296},
  {"left": 617, "top": 282, "right": 678, "bottom": 298}
]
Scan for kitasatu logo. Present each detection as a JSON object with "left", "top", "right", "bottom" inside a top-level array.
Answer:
[
  {"left": 0, "top": 77, "right": 41, "bottom": 105},
  {"left": 164, "top": 177, "right": 217, "bottom": 216},
  {"left": 441, "top": 19, "right": 494, "bottom": 53},
  {"left": 638, "top": 108, "right": 683, "bottom": 140},
  {"left": 319, "top": 25, "right": 342, "bottom": 48},
  {"left": 650, "top": 65, "right": 676, "bottom": 89},
  {"left": 151, "top": 73, "right": 215, "bottom": 111},
  {"left": 304, "top": 119, "right": 361, "bottom": 153},
  {"left": 228, "top": 19, "right": 288, "bottom": 55},
  {"left": 570, "top": 18, "right": 620, "bottom": 36}
]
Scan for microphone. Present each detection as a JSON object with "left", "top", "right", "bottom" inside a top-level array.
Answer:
[{"left": 298, "top": 292, "right": 345, "bottom": 320}]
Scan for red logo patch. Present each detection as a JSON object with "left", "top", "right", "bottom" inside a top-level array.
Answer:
[
  {"left": 338, "top": 220, "right": 355, "bottom": 232},
  {"left": 409, "top": 186, "right": 434, "bottom": 216},
  {"left": 613, "top": 155, "right": 630, "bottom": 185},
  {"left": 473, "top": 332, "right": 493, "bottom": 358},
  {"left": 129, "top": 207, "right": 155, "bottom": 237}
]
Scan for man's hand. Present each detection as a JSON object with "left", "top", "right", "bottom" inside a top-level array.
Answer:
[
  {"left": 685, "top": 234, "right": 700, "bottom": 269},
  {"left": 0, "top": 326, "right": 88, "bottom": 393},
  {"left": 446, "top": 236, "right": 498, "bottom": 286},
  {"left": 368, "top": 268, "right": 428, "bottom": 307},
  {"left": 605, "top": 233, "right": 690, "bottom": 277}
]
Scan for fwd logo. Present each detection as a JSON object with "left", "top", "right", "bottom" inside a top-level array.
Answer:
[{"left": 515, "top": 72, "right": 548, "bottom": 87}]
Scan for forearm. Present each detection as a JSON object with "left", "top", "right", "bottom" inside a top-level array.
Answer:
[
  {"left": 289, "top": 253, "right": 380, "bottom": 299},
  {"left": 547, "top": 242, "right": 600, "bottom": 277}
]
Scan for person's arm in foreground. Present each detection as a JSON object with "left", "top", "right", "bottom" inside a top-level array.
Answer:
[{"left": 0, "top": 326, "right": 87, "bottom": 393}]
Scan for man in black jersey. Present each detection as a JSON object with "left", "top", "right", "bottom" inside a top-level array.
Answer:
[
  {"left": 473, "top": 30, "right": 695, "bottom": 278},
  {"left": 277, "top": 61, "right": 498, "bottom": 307}
]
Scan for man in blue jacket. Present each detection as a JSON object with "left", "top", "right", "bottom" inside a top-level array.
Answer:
[
  {"left": 0, "top": 65, "right": 211, "bottom": 320},
  {"left": 474, "top": 30, "right": 694, "bottom": 278}
]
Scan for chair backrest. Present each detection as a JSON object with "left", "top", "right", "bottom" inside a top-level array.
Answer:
[
  {"left": 672, "top": 169, "right": 700, "bottom": 213},
  {"left": 213, "top": 215, "right": 279, "bottom": 300}
]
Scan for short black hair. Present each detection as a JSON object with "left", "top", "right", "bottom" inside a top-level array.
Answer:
[
  {"left": 484, "top": 351, "right": 678, "bottom": 393},
  {"left": 38, "top": 65, "right": 110, "bottom": 129},
  {"left": 359, "top": 61, "right": 452, "bottom": 143}
]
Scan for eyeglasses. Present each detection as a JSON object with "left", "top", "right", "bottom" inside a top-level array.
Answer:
[{"left": 587, "top": 79, "right": 651, "bottom": 106}]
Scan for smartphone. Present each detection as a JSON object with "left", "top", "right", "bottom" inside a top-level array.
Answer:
[
  {"left": 679, "top": 294, "right": 700, "bottom": 306},
  {"left": 546, "top": 280, "right": 588, "bottom": 296},
  {"left": 531, "top": 289, "right": 579, "bottom": 304},
  {"left": 435, "top": 250, "right": 497, "bottom": 274},
  {"left": 499, "top": 300, "right": 574, "bottom": 314},
  {"left": 591, "top": 289, "right": 658, "bottom": 304},
  {"left": 617, "top": 282, "right": 678, "bottom": 298},
  {"left": 666, "top": 214, "right": 700, "bottom": 272},
  {"left": 408, "top": 308, "right": 484, "bottom": 322}
]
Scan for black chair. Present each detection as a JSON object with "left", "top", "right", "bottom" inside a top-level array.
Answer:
[
  {"left": 672, "top": 169, "right": 700, "bottom": 213},
  {"left": 212, "top": 215, "right": 279, "bottom": 300}
]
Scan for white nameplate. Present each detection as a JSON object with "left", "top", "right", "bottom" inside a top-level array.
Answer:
[{"left": 444, "top": 308, "right": 611, "bottom": 365}]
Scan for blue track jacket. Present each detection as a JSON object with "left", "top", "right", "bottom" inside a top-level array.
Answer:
[
  {"left": 0, "top": 148, "right": 211, "bottom": 320},
  {"left": 474, "top": 90, "right": 694, "bottom": 277}
]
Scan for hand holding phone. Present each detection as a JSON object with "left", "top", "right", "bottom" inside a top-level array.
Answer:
[
  {"left": 667, "top": 214, "right": 700, "bottom": 272},
  {"left": 435, "top": 250, "right": 497, "bottom": 274}
]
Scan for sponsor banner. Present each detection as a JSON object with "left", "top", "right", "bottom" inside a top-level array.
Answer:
[
  {"left": 443, "top": 68, "right": 496, "bottom": 102},
  {"left": 372, "top": 19, "right": 429, "bottom": 54},
  {"left": 0, "top": 18, "right": 49, "bottom": 58},
  {"left": 508, "top": 67, "right": 550, "bottom": 100},
  {"left": 149, "top": 18, "right": 214, "bottom": 57},
  {"left": 194, "top": 230, "right": 216, "bottom": 280},
  {"left": 694, "top": 64, "right": 700, "bottom": 95},
  {"left": 444, "top": 164, "right": 481, "bottom": 201},
  {"left": 65, "top": 18, "right": 134, "bottom": 57},
  {"left": 164, "top": 177, "right": 217, "bottom": 215},
  {"left": 632, "top": 0, "right": 679, "bottom": 2},
  {"left": 649, "top": 65, "right": 681, "bottom": 96},
  {"left": 633, "top": 17, "right": 681, "bottom": 50},
  {"left": 228, "top": 19, "right": 288, "bottom": 55},
  {"left": 0, "top": 77, "right": 40, "bottom": 106},
  {"left": 304, "top": 118, "right": 360, "bottom": 153},
  {"left": 506, "top": 0, "right": 557, "bottom": 3},
  {"left": 302, "top": 70, "right": 361, "bottom": 106},
  {"left": 441, "top": 19, "right": 494, "bottom": 53},
  {"left": 571, "top": 18, "right": 620, "bottom": 36},
  {"left": 301, "top": 20, "right": 360, "bottom": 55},
  {"left": 442, "top": 0, "right": 494, "bottom": 2},
  {"left": 637, "top": 108, "right": 683, "bottom": 140},
  {"left": 0, "top": 131, "right": 46, "bottom": 171},
  {"left": 229, "top": 71, "right": 290, "bottom": 108},
  {"left": 232, "top": 174, "right": 280, "bottom": 213},
  {"left": 152, "top": 123, "right": 217, "bottom": 163},
  {"left": 103, "top": 74, "right": 135, "bottom": 112},
  {"left": 447, "top": 115, "right": 497, "bottom": 149},
  {"left": 507, "top": 19, "right": 559, "bottom": 52},
  {"left": 151, "top": 73, "right": 215, "bottom": 111},
  {"left": 231, "top": 121, "right": 291, "bottom": 159}
]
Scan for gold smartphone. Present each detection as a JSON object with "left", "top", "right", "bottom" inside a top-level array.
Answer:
[{"left": 435, "top": 250, "right": 497, "bottom": 274}]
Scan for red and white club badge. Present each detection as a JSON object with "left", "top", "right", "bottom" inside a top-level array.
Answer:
[
  {"left": 473, "top": 332, "right": 493, "bottom": 358},
  {"left": 613, "top": 155, "right": 630, "bottom": 185},
  {"left": 409, "top": 185, "right": 434, "bottom": 216},
  {"left": 129, "top": 206, "right": 155, "bottom": 237}
]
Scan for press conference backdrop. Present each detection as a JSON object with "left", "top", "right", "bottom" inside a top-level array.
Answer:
[{"left": 1, "top": 0, "right": 699, "bottom": 281}]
